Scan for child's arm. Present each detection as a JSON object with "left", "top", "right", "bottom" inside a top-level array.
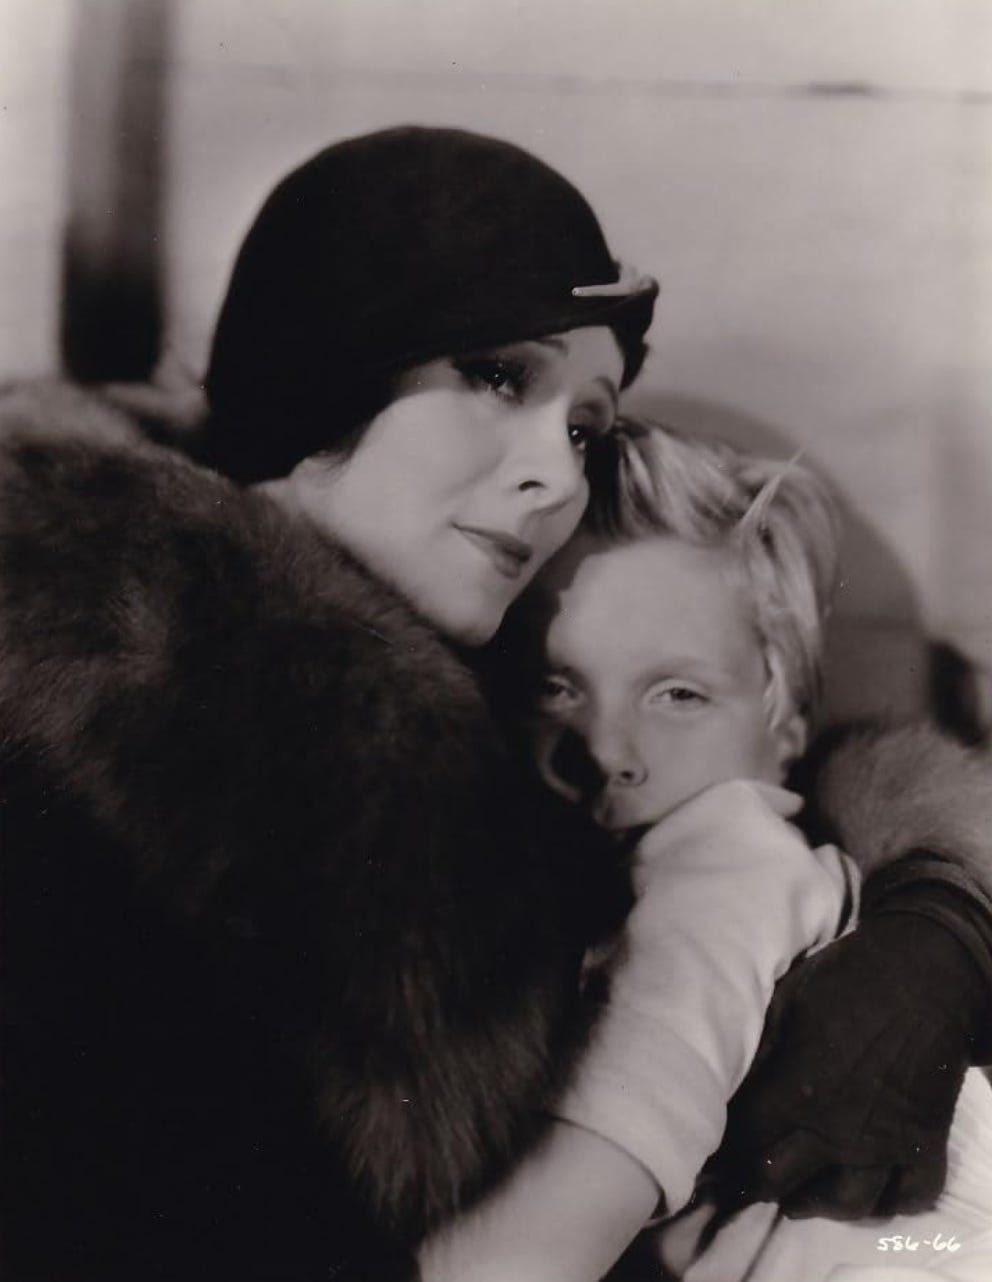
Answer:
[
  {"left": 418, "top": 1120, "right": 658, "bottom": 1282},
  {"left": 553, "top": 780, "right": 855, "bottom": 1214},
  {"left": 421, "top": 780, "right": 854, "bottom": 1282}
]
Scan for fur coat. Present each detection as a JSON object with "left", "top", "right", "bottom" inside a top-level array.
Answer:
[{"left": 1, "top": 382, "right": 990, "bottom": 1281}]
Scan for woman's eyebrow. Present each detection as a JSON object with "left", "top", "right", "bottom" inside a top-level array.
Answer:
[
  {"left": 592, "top": 377, "right": 619, "bottom": 414},
  {"left": 506, "top": 340, "right": 619, "bottom": 410},
  {"left": 531, "top": 336, "right": 568, "bottom": 354}
]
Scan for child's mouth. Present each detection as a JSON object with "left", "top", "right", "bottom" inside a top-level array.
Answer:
[{"left": 606, "top": 823, "right": 651, "bottom": 854}]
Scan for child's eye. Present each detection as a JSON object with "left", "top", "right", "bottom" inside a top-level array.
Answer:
[
  {"left": 537, "top": 674, "right": 580, "bottom": 709},
  {"left": 646, "top": 683, "right": 709, "bottom": 709},
  {"left": 453, "top": 355, "right": 531, "bottom": 401}
]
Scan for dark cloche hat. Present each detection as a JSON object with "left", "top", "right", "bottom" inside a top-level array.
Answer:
[{"left": 203, "top": 126, "right": 658, "bottom": 481}]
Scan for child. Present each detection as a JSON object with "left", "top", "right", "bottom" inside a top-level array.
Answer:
[
  {"left": 530, "top": 419, "right": 992, "bottom": 1281},
  {"left": 421, "top": 418, "right": 992, "bottom": 1282},
  {"left": 530, "top": 422, "right": 857, "bottom": 1199}
]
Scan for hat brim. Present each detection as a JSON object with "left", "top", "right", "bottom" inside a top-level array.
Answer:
[{"left": 368, "top": 278, "right": 659, "bottom": 390}]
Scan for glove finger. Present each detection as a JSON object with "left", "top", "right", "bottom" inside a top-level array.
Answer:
[
  {"left": 781, "top": 1165, "right": 891, "bottom": 1222},
  {"left": 748, "top": 1131, "right": 831, "bottom": 1203},
  {"left": 876, "top": 1155, "right": 946, "bottom": 1217}
]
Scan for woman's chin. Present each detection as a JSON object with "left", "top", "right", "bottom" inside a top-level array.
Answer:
[
  {"left": 413, "top": 567, "right": 530, "bottom": 646},
  {"left": 443, "top": 613, "right": 502, "bottom": 649},
  {"left": 420, "top": 596, "right": 505, "bottom": 649}
]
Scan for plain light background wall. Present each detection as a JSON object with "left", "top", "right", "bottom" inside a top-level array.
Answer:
[
  {"left": 1, "top": 0, "right": 73, "bottom": 377},
  {"left": 3, "top": 0, "right": 991, "bottom": 723}
]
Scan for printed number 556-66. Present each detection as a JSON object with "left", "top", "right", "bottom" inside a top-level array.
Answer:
[{"left": 877, "top": 1233, "right": 960, "bottom": 1253}]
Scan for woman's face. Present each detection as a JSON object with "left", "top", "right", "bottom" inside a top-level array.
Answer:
[{"left": 274, "top": 326, "right": 624, "bottom": 644}]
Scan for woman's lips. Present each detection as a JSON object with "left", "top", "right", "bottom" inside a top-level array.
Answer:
[{"left": 455, "top": 525, "right": 534, "bottom": 579}]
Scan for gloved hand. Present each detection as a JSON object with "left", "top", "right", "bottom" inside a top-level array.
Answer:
[{"left": 716, "top": 894, "right": 990, "bottom": 1221}]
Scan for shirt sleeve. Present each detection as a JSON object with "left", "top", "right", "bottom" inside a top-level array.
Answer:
[{"left": 553, "top": 780, "right": 857, "bottom": 1212}]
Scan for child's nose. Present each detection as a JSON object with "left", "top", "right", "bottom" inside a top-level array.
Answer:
[{"left": 587, "top": 719, "right": 648, "bottom": 788}]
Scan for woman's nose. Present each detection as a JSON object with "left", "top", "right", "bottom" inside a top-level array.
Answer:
[{"left": 508, "top": 403, "right": 586, "bottom": 509}]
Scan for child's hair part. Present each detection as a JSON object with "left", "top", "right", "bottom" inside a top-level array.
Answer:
[{"left": 588, "top": 418, "right": 841, "bottom": 729}]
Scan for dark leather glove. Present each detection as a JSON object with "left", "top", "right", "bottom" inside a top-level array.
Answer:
[{"left": 715, "top": 888, "right": 990, "bottom": 1221}]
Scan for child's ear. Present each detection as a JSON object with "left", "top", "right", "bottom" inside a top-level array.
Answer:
[{"left": 772, "top": 711, "right": 808, "bottom": 774}]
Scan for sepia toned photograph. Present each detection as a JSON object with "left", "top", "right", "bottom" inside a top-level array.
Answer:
[{"left": 2, "top": 2, "right": 991, "bottom": 1278}]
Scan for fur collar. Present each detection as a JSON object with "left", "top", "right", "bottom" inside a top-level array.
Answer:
[{"left": 0, "top": 381, "right": 581, "bottom": 1240}]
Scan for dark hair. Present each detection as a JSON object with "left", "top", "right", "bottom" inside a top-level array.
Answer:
[{"left": 199, "top": 126, "right": 657, "bottom": 483}]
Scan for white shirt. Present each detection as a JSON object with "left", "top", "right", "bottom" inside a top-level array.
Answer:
[{"left": 554, "top": 779, "right": 858, "bottom": 1213}]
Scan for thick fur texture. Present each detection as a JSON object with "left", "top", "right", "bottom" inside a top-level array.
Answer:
[
  {"left": 0, "top": 383, "right": 583, "bottom": 1276},
  {"left": 803, "top": 721, "right": 992, "bottom": 908}
]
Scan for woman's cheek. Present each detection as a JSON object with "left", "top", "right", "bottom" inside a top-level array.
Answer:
[{"left": 544, "top": 482, "right": 590, "bottom": 560}]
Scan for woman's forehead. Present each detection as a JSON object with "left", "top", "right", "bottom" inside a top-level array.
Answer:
[{"left": 527, "top": 326, "right": 624, "bottom": 382}]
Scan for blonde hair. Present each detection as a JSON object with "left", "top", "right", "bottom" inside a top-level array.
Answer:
[{"left": 587, "top": 418, "right": 840, "bottom": 728}]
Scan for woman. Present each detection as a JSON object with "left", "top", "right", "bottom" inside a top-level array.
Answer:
[{"left": 1, "top": 127, "right": 989, "bottom": 1282}]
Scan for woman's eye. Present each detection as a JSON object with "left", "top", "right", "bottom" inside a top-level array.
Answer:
[
  {"left": 567, "top": 422, "right": 592, "bottom": 453},
  {"left": 454, "top": 356, "right": 530, "bottom": 401},
  {"left": 648, "top": 683, "right": 709, "bottom": 709},
  {"left": 569, "top": 410, "right": 614, "bottom": 456}
]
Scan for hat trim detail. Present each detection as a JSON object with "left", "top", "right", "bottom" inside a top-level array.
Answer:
[{"left": 572, "top": 260, "right": 656, "bottom": 300}]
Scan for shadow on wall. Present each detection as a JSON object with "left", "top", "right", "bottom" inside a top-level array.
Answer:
[
  {"left": 61, "top": 0, "right": 171, "bottom": 383},
  {"left": 626, "top": 391, "right": 990, "bottom": 747}
]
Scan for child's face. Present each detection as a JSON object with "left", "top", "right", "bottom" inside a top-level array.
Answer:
[{"left": 530, "top": 533, "right": 805, "bottom": 833}]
